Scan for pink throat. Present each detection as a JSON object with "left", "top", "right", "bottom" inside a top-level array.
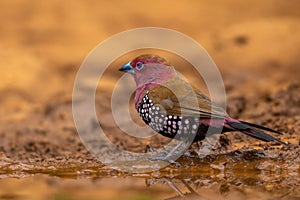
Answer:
[{"left": 134, "top": 83, "right": 159, "bottom": 109}]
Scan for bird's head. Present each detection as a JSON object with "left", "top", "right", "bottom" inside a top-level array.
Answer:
[{"left": 119, "top": 54, "right": 176, "bottom": 87}]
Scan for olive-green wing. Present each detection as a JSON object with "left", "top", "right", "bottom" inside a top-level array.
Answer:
[{"left": 148, "top": 77, "right": 227, "bottom": 118}]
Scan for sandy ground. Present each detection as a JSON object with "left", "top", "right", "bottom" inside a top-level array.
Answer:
[{"left": 0, "top": 1, "right": 299, "bottom": 199}]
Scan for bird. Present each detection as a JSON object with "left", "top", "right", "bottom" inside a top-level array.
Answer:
[{"left": 119, "top": 54, "right": 285, "bottom": 163}]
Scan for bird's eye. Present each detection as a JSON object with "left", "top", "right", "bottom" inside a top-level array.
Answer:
[{"left": 135, "top": 62, "right": 144, "bottom": 70}]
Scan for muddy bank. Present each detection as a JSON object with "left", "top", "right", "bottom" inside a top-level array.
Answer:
[{"left": 0, "top": 0, "right": 299, "bottom": 199}]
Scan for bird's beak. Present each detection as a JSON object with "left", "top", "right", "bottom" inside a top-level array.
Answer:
[{"left": 119, "top": 62, "right": 135, "bottom": 74}]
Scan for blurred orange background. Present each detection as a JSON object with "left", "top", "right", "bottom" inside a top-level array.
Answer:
[
  {"left": 0, "top": 1, "right": 299, "bottom": 200},
  {"left": 1, "top": 0, "right": 299, "bottom": 106}
]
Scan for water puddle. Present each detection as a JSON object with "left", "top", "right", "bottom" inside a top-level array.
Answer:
[{"left": 1, "top": 148, "right": 299, "bottom": 200}]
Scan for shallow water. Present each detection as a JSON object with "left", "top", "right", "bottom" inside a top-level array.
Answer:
[
  {"left": 1, "top": 1, "right": 300, "bottom": 199},
  {"left": 1, "top": 147, "right": 299, "bottom": 200}
]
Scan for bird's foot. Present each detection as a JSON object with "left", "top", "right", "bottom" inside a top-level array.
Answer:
[{"left": 150, "top": 155, "right": 181, "bottom": 167}]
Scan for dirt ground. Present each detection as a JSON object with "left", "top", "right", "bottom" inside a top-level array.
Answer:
[{"left": 0, "top": 1, "right": 299, "bottom": 200}]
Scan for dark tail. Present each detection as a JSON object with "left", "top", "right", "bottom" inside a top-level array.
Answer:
[
  {"left": 239, "top": 120, "right": 283, "bottom": 135},
  {"left": 225, "top": 118, "right": 286, "bottom": 145}
]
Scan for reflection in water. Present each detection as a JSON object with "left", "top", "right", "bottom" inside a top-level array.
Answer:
[
  {"left": 0, "top": 145, "right": 299, "bottom": 199},
  {"left": 146, "top": 177, "right": 200, "bottom": 199},
  {"left": 0, "top": 156, "right": 299, "bottom": 199}
]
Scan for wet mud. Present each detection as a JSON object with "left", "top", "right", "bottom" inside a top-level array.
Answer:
[{"left": 0, "top": 0, "right": 299, "bottom": 199}]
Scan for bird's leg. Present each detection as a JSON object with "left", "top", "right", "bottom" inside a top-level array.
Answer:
[
  {"left": 150, "top": 140, "right": 188, "bottom": 166},
  {"left": 165, "top": 140, "right": 187, "bottom": 157}
]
